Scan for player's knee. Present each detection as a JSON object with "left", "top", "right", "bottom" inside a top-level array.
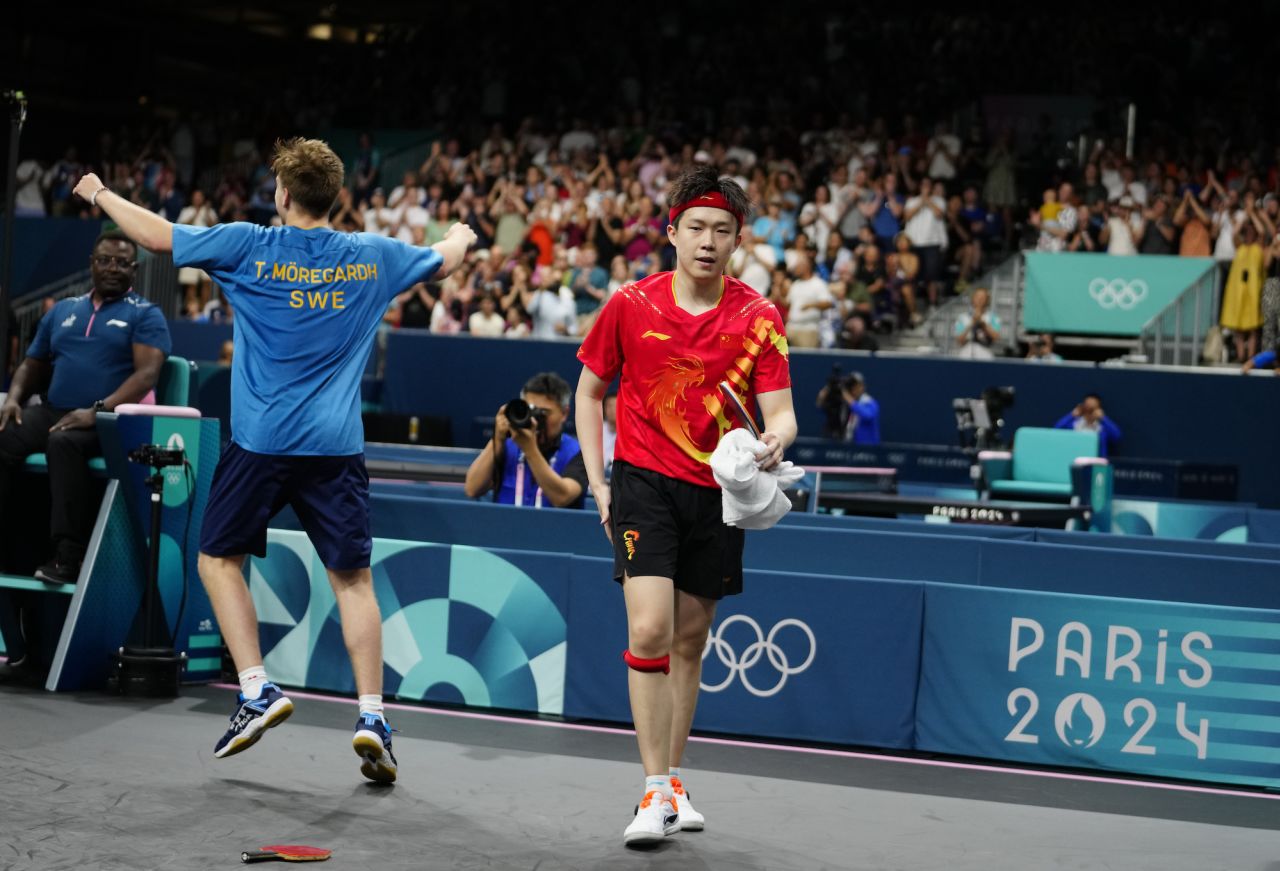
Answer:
[
  {"left": 671, "top": 626, "right": 710, "bottom": 659},
  {"left": 627, "top": 619, "right": 671, "bottom": 660}
]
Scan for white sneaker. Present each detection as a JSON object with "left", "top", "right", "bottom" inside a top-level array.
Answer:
[
  {"left": 671, "top": 777, "right": 704, "bottom": 831},
  {"left": 622, "top": 790, "right": 680, "bottom": 847}
]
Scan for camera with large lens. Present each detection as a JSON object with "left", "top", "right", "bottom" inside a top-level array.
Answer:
[
  {"left": 128, "top": 444, "right": 186, "bottom": 468},
  {"left": 505, "top": 398, "right": 549, "bottom": 431}
]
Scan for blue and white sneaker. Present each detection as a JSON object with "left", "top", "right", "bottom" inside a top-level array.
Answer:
[
  {"left": 353, "top": 713, "right": 398, "bottom": 783},
  {"left": 213, "top": 683, "right": 294, "bottom": 759}
]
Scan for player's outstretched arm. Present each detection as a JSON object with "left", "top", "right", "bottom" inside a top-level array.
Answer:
[
  {"left": 73, "top": 173, "right": 174, "bottom": 253},
  {"left": 431, "top": 222, "right": 477, "bottom": 278}
]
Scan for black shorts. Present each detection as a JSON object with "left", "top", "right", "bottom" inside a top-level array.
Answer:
[
  {"left": 609, "top": 460, "right": 745, "bottom": 600},
  {"left": 915, "top": 244, "right": 942, "bottom": 283},
  {"left": 199, "top": 442, "right": 372, "bottom": 570}
]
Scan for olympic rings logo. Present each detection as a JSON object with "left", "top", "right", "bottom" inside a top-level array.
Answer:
[
  {"left": 700, "top": 615, "right": 816, "bottom": 698},
  {"left": 1088, "top": 278, "right": 1148, "bottom": 310}
]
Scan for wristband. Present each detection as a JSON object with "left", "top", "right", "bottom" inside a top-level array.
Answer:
[{"left": 91, "top": 187, "right": 108, "bottom": 207}]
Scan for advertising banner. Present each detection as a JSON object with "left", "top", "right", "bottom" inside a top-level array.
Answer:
[
  {"left": 564, "top": 564, "right": 923, "bottom": 749},
  {"left": 1022, "top": 253, "right": 1214, "bottom": 336},
  {"left": 916, "top": 583, "right": 1280, "bottom": 788}
]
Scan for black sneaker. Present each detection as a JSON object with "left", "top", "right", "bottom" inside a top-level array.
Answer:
[{"left": 34, "top": 558, "right": 80, "bottom": 585}]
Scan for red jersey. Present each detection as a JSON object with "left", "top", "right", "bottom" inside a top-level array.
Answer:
[{"left": 577, "top": 272, "right": 791, "bottom": 488}]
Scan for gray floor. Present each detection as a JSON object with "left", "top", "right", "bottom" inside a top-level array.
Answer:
[{"left": 1, "top": 685, "right": 1276, "bottom": 871}]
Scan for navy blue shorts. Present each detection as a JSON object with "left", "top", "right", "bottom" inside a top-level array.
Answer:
[{"left": 199, "top": 442, "right": 372, "bottom": 570}]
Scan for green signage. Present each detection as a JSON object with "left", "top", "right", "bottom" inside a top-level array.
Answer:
[{"left": 1023, "top": 253, "right": 1215, "bottom": 336}]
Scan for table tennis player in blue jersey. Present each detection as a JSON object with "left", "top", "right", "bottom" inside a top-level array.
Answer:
[{"left": 73, "top": 139, "right": 476, "bottom": 782}]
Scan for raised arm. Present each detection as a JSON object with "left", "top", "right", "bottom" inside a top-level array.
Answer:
[
  {"left": 73, "top": 172, "right": 173, "bottom": 252},
  {"left": 431, "top": 222, "right": 478, "bottom": 277}
]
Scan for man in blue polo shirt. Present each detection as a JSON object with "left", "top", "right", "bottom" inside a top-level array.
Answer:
[
  {"left": 0, "top": 231, "right": 170, "bottom": 584},
  {"left": 72, "top": 138, "right": 475, "bottom": 783}
]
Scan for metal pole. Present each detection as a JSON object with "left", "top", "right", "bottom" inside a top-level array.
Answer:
[
  {"left": 1, "top": 90, "right": 26, "bottom": 384},
  {"left": 1125, "top": 103, "right": 1136, "bottom": 161}
]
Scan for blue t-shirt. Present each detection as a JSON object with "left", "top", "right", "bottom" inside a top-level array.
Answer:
[
  {"left": 872, "top": 194, "right": 904, "bottom": 241},
  {"left": 172, "top": 223, "right": 443, "bottom": 455},
  {"left": 847, "top": 394, "right": 881, "bottom": 445},
  {"left": 27, "top": 291, "right": 171, "bottom": 409}
]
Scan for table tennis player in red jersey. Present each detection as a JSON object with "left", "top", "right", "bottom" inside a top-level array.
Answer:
[{"left": 575, "top": 165, "right": 798, "bottom": 847}]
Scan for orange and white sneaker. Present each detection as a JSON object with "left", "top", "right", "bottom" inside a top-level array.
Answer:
[
  {"left": 622, "top": 790, "right": 680, "bottom": 847},
  {"left": 671, "top": 777, "right": 705, "bottom": 831}
]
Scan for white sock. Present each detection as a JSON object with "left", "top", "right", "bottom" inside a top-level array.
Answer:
[
  {"left": 358, "top": 694, "right": 384, "bottom": 719},
  {"left": 645, "top": 774, "right": 672, "bottom": 798},
  {"left": 238, "top": 666, "right": 268, "bottom": 700},
  {"left": 669, "top": 767, "right": 682, "bottom": 782}
]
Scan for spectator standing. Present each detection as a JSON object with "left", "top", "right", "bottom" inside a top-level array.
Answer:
[
  {"left": 1137, "top": 197, "right": 1177, "bottom": 256},
  {"left": 1221, "top": 221, "right": 1265, "bottom": 362},
  {"left": 728, "top": 226, "right": 777, "bottom": 295},
  {"left": 1174, "top": 189, "right": 1212, "bottom": 257},
  {"left": 784, "top": 254, "right": 833, "bottom": 348},
  {"left": 903, "top": 178, "right": 949, "bottom": 309},
  {"left": 176, "top": 189, "right": 219, "bottom": 309},
  {"left": 926, "top": 121, "right": 961, "bottom": 181},
  {"left": 1100, "top": 198, "right": 1140, "bottom": 255}
]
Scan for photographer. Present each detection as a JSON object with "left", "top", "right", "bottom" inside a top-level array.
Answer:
[
  {"left": 815, "top": 370, "right": 880, "bottom": 444},
  {"left": 463, "top": 372, "right": 589, "bottom": 508}
]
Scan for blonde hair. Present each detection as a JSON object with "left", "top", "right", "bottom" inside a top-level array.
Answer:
[{"left": 270, "top": 137, "right": 344, "bottom": 219}]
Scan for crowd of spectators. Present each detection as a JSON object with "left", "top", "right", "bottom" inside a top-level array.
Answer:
[
  {"left": 10, "top": 8, "right": 1279, "bottom": 359},
  {"left": 17, "top": 112, "right": 1280, "bottom": 361}
]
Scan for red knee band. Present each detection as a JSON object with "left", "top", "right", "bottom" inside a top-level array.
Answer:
[{"left": 623, "top": 650, "right": 670, "bottom": 674}]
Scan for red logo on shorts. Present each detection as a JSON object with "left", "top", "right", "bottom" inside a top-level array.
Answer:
[{"left": 623, "top": 530, "right": 640, "bottom": 560}]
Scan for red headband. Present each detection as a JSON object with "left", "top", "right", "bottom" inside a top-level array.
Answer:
[{"left": 668, "top": 192, "right": 744, "bottom": 229}]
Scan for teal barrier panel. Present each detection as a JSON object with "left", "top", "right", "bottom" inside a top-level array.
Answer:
[
  {"left": 249, "top": 530, "right": 922, "bottom": 749},
  {"left": 916, "top": 583, "right": 1280, "bottom": 789},
  {"left": 1022, "top": 252, "right": 1215, "bottom": 336},
  {"left": 252, "top": 531, "right": 570, "bottom": 714}
]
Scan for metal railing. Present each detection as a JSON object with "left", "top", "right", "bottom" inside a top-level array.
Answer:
[
  {"left": 1137, "top": 264, "right": 1220, "bottom": 367},
  {"left": 924, "top": 253, "right": 1022, "bottom": 356}
]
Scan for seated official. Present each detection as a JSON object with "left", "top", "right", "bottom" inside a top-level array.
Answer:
[
  {"left": 463, "top": 372, "right": 589, "bottom": 508},
  {"left": 0, "top": 231, "right": 171, "bottom": 582}
]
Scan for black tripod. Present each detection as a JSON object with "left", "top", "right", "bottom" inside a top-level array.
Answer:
[{"left": 113, "top": 446, "right": 187, "bottom": 696}]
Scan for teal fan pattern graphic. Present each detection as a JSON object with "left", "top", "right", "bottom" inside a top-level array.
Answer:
[{"left": 249, "top": 531, "right": 568, "bottom": 714}]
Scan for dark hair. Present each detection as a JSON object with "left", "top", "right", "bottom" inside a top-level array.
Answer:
[
  {"left": 522, "top": 371, "right": 572, "bottom": 409},
  {"left": 94, "top": 230, "right": 138, "bottom": 259},
  {"left": 1084, "top": 392, "right": 1103, "bottom": 404},
  {"left": 667, "top": 165, "right": 753, "bottom": 231}
]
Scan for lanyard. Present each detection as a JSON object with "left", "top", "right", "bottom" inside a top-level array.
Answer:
[{"left": 513, "top": 449, "right": 558, "bottom": 508}]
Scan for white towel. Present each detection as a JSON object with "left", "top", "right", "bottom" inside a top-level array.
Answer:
[{"left": 710, "top": 429, "right": 805, "bottom": 530}]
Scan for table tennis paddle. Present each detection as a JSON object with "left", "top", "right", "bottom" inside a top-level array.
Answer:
[
  {"left": 718, "top": 381, "right": 761, "bottom": 439},
  {"left": 241, "top": 845, "right": 332, "bottom": 863}
]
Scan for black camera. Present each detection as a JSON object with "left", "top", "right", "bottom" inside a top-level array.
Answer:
[
  {"left": 505, "top": 398, "right": 549, "bottom": 431},
  {"left": 128, "top": 444, "right": 186, "bottom": 468}
]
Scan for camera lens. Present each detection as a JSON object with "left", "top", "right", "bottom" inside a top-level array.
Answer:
[{"left": 506, "top": 398, "right": 534, "bottom": 429}]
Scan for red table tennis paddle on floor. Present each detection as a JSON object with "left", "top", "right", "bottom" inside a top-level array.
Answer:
[{"left": 241, "top": 845, "right": 332, "bottom": 863}]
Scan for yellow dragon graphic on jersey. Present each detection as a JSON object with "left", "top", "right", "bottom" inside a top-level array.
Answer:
[{"left": 643, "top": 316, "right": 788, "bottom": 464}]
